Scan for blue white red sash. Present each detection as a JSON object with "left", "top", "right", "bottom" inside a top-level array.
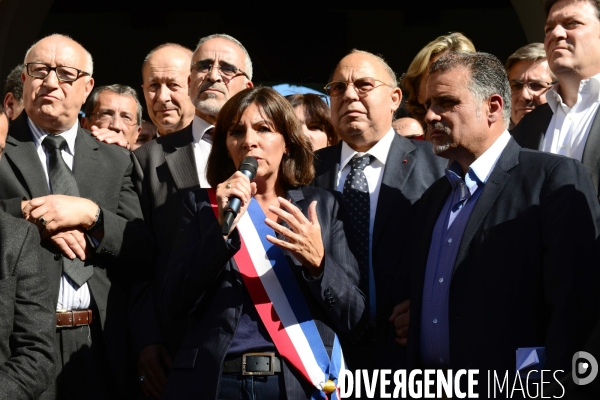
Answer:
[{"left": 208, "top": 189, "right": 346, "bottom": 399}]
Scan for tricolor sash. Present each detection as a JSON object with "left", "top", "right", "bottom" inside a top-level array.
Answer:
[{"left": 208, "top": 189, "right": 346, "bottom": 399}]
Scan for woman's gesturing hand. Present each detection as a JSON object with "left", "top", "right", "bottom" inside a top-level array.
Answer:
[
  {"left": 216, "top": 171, "right": 257, "bottom": 236},
  {"left": 265, "top": 198, "right": 324, "bottom": 276}
]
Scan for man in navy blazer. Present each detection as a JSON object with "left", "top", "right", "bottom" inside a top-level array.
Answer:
[
  {"left": 399, "top": 51, "right": 600, "bottom": 397},
  {"left": 313, "top": 49, "right": 446, "bottom": 372}
]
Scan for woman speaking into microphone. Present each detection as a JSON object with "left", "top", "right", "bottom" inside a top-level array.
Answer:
[{"left": 161, "top": 87, "right": 365, "bottom": 399}]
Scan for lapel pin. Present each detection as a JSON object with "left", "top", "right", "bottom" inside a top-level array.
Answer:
[{"left": 403, "top": 159, "right": 408, "bottom": 163}]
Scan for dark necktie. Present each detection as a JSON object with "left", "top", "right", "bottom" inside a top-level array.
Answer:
[
  {"left": 343, "top": 154, "right": 373, "bottom": 301},
  {"left": 42, "top": 134, "right": 93, "bottom": 287}
]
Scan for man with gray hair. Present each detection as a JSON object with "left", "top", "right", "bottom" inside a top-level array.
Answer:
[
  {"left": 130, "top": 34, "right": 253, "bottom": 398},
  {"left": 313, "top": 49, "right": 445, "bottom": 377},
  {"left": 0, "top": 33, "right": 152, "bottom": 399},
  {"left": 2, "top": 64, "right": 25, "bottom": 120},
  {"left": 82, "top": 84, "right": 143, "bottom": 149},
  {"left": 397, "top": 51, "right": 600, "bottom": 397},
  {"left": 505, "top": 43, "right": 555, "bottom": 129}
]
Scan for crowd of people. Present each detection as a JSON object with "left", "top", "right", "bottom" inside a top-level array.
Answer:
[{"left": 1, "top": 0, "right": 600, "bottom": 399}]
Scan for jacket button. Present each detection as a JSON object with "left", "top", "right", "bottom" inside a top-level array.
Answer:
[{"left": 54, "top": 253, "right": 61, "bottom": 261}]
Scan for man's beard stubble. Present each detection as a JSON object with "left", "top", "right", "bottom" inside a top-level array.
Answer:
[
  {"left": 429, "top": 121, "right": 452, "bottom": 155},
  {"left": 193, "top": 82, "right": 227, "bottom": 116}
]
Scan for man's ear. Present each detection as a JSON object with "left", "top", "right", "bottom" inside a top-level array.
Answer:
[
  {"left": 246, "top": 80, "right": 254, "bottom": 89},
  {"left": 81, "top": 117, "right": 91, "bottom": 130},
  {"left": 3, "top": 93, "right": 15, "bottom": 120},
  {"left": 83, "top": 77, "right": 95, "bottom": 102},
  {"left": 487, "top": 94, "right": 504, "bottom": 124},
  {"left": 391, "top": 87, "right": 402, "bottom": 113}
]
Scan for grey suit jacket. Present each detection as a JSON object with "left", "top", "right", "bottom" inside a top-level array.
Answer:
[
  {"left": 0, "top": 112, "right": 153, "bottom": 395},
  {"left": 512, "top": 102, "right": 600, "bottom": 197},
  {"left": 312, "top": 133, "right": 446, "bottom": 369},
  {"left": 0, "top": 211, "right": 55, "bottom": 400},
  {"left": 161, "top": 186, "right": 365, "bottom": 400},
  {"left": 130, "top": 123, "right": 198, "bottom": 356}
]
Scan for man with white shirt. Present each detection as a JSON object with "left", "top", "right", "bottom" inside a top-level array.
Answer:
[
  {"left": 131, "top": 34, "right": 253, "bottom": 399},
  {"left": 0, "top": 34, "right": 152, "bottom": 400},
  {"left": 513, "top": 0, "right": 600, "bottom": 197},
  {"left": 312, "top": 49, "right": 445, "bottom": 375},
  {"left": 401, "top": 51, "right": 600, "bottom": 397}
]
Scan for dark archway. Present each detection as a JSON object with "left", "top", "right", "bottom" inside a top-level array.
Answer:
[{"left": 1, "top": 0, "right": 545, "bottom": 120}]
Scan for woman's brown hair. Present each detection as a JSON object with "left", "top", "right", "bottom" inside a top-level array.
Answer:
[
  {"left": 207, "top": 87, "right": 315, "bottom": 188},
  {"left": 286, "top": 93, "right": 339, "bottom": 147}
]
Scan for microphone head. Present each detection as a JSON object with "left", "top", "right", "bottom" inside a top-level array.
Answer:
[{"left": 239, "top": 156, "right": 258, "bottom": 179}]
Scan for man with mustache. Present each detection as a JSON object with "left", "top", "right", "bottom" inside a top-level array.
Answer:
[
  {"left": 130, "top": 34, "right": 253, "bottom": 399},
  {"left": 313, "top": 50, "right": 445, "bottom": 380},
  {"left": 399, "top": 51, "right": 600, "bottom": 397},
  {"left": 512, "top": 0, "right": 600, "bottom": 198}
]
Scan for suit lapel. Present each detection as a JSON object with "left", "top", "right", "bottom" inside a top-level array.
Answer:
[
  {"left": 454, "top": 139, "right": 520, "bottom": 272},
  {"left": 372, "top": 135, "right": 416, "bottom": 246},
  {"left": 5, "top": 114, "right": 50, "bottom": 198},
  {"left": 73, "top": 126, "right": 100, "bottom": 199},
  {"left": 164, "top": 125, "right": 201, "bottom": 191},
  {"left": 581, "top": 108, "right": 600, "bottom": 194},
  {"left": 313, "top": 144, "right": 341, "bottom": 190},
  {"left": 513, "top": 103, "right": 553, "bottom": 151}
]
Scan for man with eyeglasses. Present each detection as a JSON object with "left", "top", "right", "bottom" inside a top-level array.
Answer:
[
  {"left": 130, "top": 34, "right": 253, "bottom": 399},
  {"left": 82, "top": 84, "right": 143, "bottom": 150},
  {"left": 313, "top": 50, "right": 445, "bottom": 378},
  {"left": 505, "top": 43, "right": 556, "bottom": 129},
  {"left": 0, "top": 34, "right": 153, "bottom": 400},
  {"left": 513, "top": 0, "right": 600, "bottom": 198}
]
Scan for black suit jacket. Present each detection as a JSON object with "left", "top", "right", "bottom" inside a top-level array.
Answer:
[
  {"left": 0, "top": 211, "right": 55, "bottom": 400},
  {"left": 160, "top": 186, "right": 365, "bottom": 400},
  {"left": 512, "top": 103, "right": 600, "bottom": 197},
  {"left": 312, "top": 133, "right": 446, "bottom": 369},
  {"left": 407, "top": 138, "right": 600, "bottom": 396},
  {"left": 130, "top": 123, "right": 198, "bottom": 357},
  {"left": 0, "top": 112, "right": 153, "bottom": 396}
]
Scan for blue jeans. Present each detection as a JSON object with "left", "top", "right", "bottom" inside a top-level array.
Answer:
[{"left": 218, "top": 373, "right": 286, "bottom": 400}]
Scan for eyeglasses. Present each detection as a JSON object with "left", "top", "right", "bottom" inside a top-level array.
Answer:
[
  {"left": 324, "top": 77, "right": 392, "bottom": 97},
  {"left": 191, "top": 60, "right": 249, "bottom": 82},
  {"left": 509, "top": 80, "right": 557, "bottom": 95},
  {"left": 26, "top": 62, "right": 91, "bottom": 83},
  {"left": 90, "top": 110, "right": 138, "bottom": 126}
]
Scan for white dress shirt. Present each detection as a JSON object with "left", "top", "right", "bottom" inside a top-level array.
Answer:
[
  {"left": 28, "top": 118, "right": 91, "bottom": 311},
  {"left": 335, "top": 128, "right": 395, "bottom": 319},
  {"left": 542, "top": 73, "right": 600, "bottom": 161},
  {"left": 191, "top": 115, "right": 214, "bottom": 188}
]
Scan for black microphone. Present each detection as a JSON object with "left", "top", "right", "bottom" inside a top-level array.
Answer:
[{"left": 222, "top": 156, "right": 258, "bottom": 235}]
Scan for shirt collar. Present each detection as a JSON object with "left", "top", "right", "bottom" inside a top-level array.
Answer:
[
  {"left": 445, "top": 130, "right": 511, "bottom": 197},
  {"left": 546, "top": 72, "right": 600, "bottom": 113},
  {"left": 191, "top": 115, "right": 214, "bottom": 144},
  {"left": 340, "top": 127, "right": 395, "bottom": 170},
  {"left": 29, "top": 117, "right": 79, "bottom": 155}
]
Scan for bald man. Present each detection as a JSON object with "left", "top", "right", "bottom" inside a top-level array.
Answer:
[
  {"left": 313, "top": 50, "right": 446, "bottom": 375},
  {"left": 131, "top": 35, "right": 253, "bottom": 398},
  {"left": 0, "top": 34, "right": 152, "bottom": 400},
  {"left": 141, "top": 43, "right": 195, "bottom": 136}
]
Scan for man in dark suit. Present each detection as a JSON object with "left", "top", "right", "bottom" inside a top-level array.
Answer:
[
  {"left": 0, "top": 105, "right": 55, "bottom": 400},
  {"left": 0, "top": 34, "right": 152, "bottom": 400},
  {"left": 400, "top": 51, "right": 600, "bottom": 397},
  {"left": 131, "top": 34, "right": 253, "bottom": 398},
  {"left": 512, "top": 0, "right": 600, "bottom": 197},
  {"left": 314, "top": 49, "right": 446, "bottom": 373}
]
